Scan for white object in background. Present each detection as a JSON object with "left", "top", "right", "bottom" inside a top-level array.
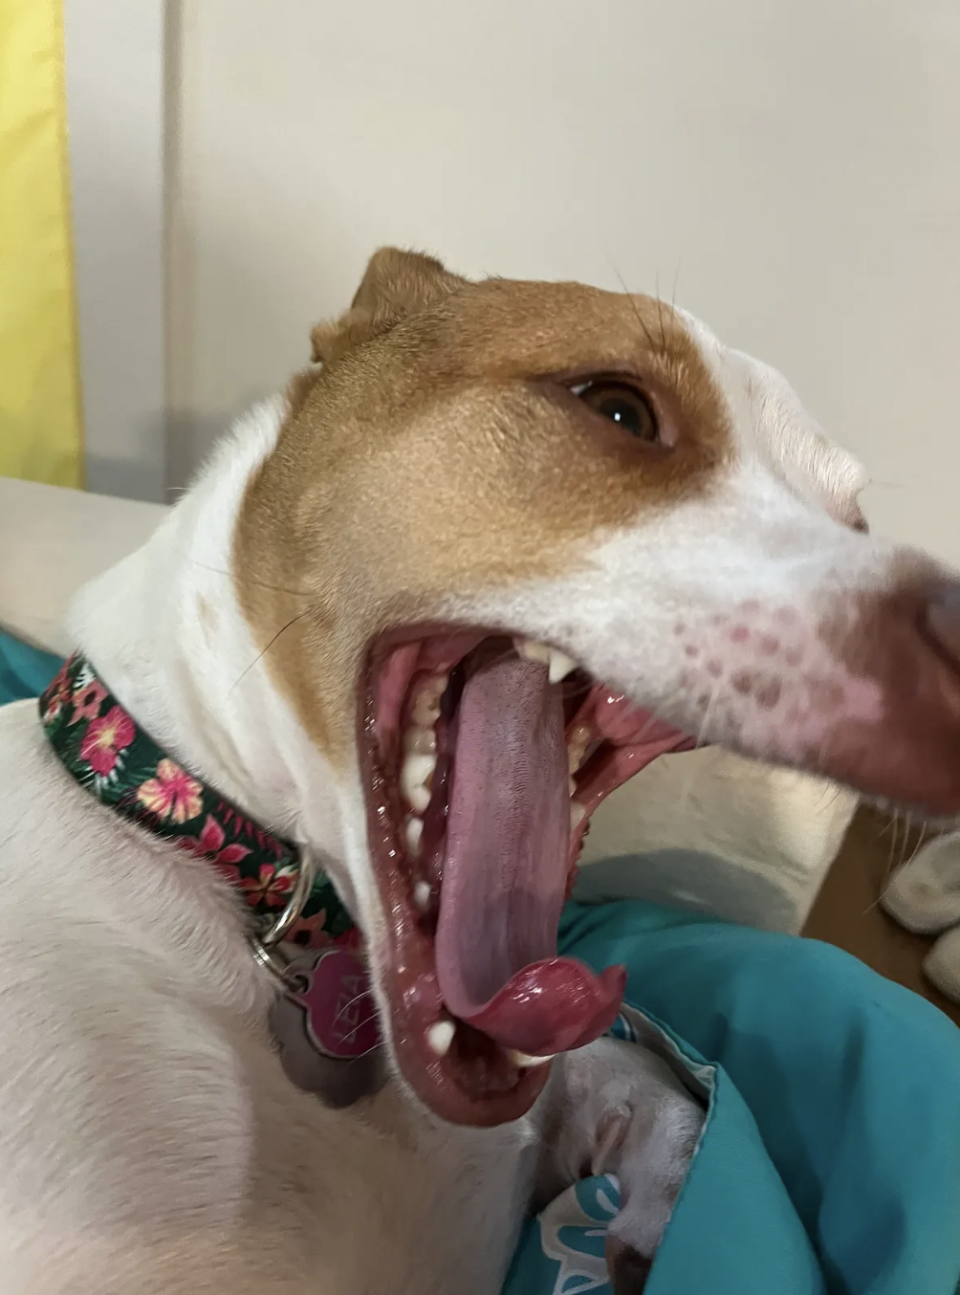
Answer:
[
  {"left": 0, "top": 478, "right": 164, "bottom": 655},
  {"left": 925, "top": 925, "right": 960, "bottom": 1004},
  {"left": 882, "top": 830, "right": 960, "bottom": 1005},
  {"left": 62, "top": 0, "right": 167, "bottom": 502},
  {"left": 882, "top": 832, "right": 960, "bottom": 935},
  {"left": 576, "top": 746, "right": 858, "bottom": 935}
]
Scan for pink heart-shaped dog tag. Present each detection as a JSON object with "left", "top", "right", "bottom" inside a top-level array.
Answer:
[{"left": 290, "top": 946, "right": 381, "bottom": 1059}]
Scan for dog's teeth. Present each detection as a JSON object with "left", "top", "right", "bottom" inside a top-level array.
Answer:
[
  {"left": 412, "top": 674, "right": 447, "bottom": 728},
  {"left": 405, "top": 816, "right": 424, "bottom": 858},
  {"left": 568, "top": 776, "right": 577, "bottom": 797},
  {"left": 413, "top": 880, "right": 432, "bottom": 910},
  {"left": 427, "top": 1021, "right": 455, "bottom": 1057},
  {"left": 508, "top": 1049, "right": 554, "bottom": 1069},
  {"left": 515, "top": 639, "right": 578, "bottom": 684},
  {"left": 515, "top": 638, "right": 552, "bottom": 666},
  {"left": 404, "top": 726, "right": 437, "bottom": 756},
  {"left": 401, "top": 753, "right": 435, "bottom": 814},
  {"left": 570, "top": 802, "right": 587, "bottom": 830},
  {"left": 547, "top": 649, "right": 577, "bottom": 685}
]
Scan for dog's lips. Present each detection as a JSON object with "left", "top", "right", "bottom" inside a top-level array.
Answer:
[{"left": 359, "top": 626, "right": 693, "bottom": 1127}]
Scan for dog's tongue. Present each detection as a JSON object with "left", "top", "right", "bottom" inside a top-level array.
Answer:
[{"left": 435, "top": 655, "right": 625, "bottom": 1057}]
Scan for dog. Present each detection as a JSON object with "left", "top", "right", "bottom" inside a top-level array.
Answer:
[{"left": 1, "top": 248, "right": 959, "bottom": 1294}]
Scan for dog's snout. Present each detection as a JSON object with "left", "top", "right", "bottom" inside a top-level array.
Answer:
[{"left": 925, "top": 584, "right": 960, "bottom": 671}]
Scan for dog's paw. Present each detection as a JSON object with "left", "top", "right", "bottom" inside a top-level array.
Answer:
[
  {"left": 540, "top": 1037, "right": 704, "bottom": 1288},
  {"left": 604, "top": 1236, "right": 652, "bottom": 1294}
]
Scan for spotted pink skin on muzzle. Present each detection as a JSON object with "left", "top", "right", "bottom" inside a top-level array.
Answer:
[
  {"left": 671, "top": 581, "right": 960, "bottom": 815},
  {"left": 672, "top": 598, "right": 883, "bottom": 764}
]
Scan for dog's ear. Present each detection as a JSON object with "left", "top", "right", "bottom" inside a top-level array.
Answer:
[{"left": 310, "top": 248, "right": 467, "bottom": 365}]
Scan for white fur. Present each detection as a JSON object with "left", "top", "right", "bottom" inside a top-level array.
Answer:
[{"left": 0, "top": 309, "right": 931, "bottom": 1291}]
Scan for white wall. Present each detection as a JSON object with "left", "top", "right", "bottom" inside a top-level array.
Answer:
[
  {"left": 64, "top": 0, "right": 166, "bottom": 502},
  {"left": 169, "top": 0, "right": 960, "bottom": 564}
]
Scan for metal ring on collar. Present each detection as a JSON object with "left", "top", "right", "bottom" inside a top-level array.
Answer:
[{"left": 248, "top": 847, "right": 316, "bottom": 981}]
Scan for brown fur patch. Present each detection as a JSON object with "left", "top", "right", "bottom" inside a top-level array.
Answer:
[{"left": 234, "top": 250, "right": 734, "bottom": 765}]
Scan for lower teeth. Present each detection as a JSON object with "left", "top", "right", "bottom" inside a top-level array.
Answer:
[
  {"left": 508, "top": 1050, "right": 554, "bottom": 1069},
  {"left": 426, "top": 1020, "right": 455, "bottom": 1057}
]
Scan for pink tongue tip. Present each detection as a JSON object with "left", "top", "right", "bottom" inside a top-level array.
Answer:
[{"left": 457, "top": 958, "right": 626, "bottom": 1056}]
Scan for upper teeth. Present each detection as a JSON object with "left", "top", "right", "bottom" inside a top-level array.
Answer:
[
  {"left": 515, "top": 639, "right": 578, "bottom": 684},
  {"left": 399, "top": 647, "right": 589, "bottom": 883},
  {"left": 548, "top": 650, "right": 577, "bottom": 684}
]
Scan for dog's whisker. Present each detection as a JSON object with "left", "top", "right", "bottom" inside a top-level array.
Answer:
[
  {"left": 332, "top": 988, "right": 375, "bottom": 1024},
  {"left": 229, "top": 608, "right": 317, "bottom": 695},
  {"left": 187, "top": 557, "right": 312, "bottom": 598},
  {"left": 694, "top": 678, "right": 723, "bottom": 752},
  {"left": 654, "top": 274, "right": 667, "bottom": 351},
  {"left": 610, "top": 264, "right": 660, "bottom": 354},
  {"left": 346, "top": 1041, "right": 384, "bottom": 1064},
  {"left": 866, "top": 814, "right": 925, "bottom": 915},
  {"left": 885, "top": 810, "right": 903, "bottom": 885},
  {"left": 336, "top": 1018, "right": 378, "bottom": 1045},
  {"left": 675, "top": 679, "right": 723, "bottom": 815}
]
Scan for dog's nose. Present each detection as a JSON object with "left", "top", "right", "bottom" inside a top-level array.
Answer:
[{"left": 926, "top": 584, "right": 960, "bottom": 668}]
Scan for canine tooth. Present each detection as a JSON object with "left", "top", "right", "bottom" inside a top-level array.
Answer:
[
  {"left": 404, "top": 726, "right": 437, "bottom": 756},
  {"left": 401, "top": 753, "right": 435, "bottom": 813},
  {"left": 508, "top": 1049, "right": 554, "bottom": 1068},
  {"left": 515, "top": 639, "right": 552, "bottom": 667},
  {"left": 413, "top": 880, "right": 432, "bottom": 910},
  {"left": 570, "top": 802, "right": 587, "bottom": 830},
  {"left": 516, "top": 639, "right": 578, "bottom": 684},
  {"left": 427, "top": 1020, "right": 455, "bottom": 1057},
  {"left": 405, "top": 816, "right": 424, "bottom": 857},
  {"left": 568, "top": 776, "right": 577, "bottom": 797},
  {"left": 548, "top": 649, "right": 578, "bottom": 684}
]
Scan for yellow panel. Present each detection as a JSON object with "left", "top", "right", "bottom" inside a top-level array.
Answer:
[{"left": 0, "top": 0, "right": 83, "bottom": 487}]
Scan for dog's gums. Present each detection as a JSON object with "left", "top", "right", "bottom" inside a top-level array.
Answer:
[{"left": 361, "top": 627, "right": 694, "bottom": 1125}]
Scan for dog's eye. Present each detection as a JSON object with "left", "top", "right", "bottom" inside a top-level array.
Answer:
[{"left": 573, "top": 380, "right": 659, "bottom": 443}]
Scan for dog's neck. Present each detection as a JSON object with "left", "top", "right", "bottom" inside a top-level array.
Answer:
[{"left": 69, "top": 398, "right": 353, "bottom": 901}]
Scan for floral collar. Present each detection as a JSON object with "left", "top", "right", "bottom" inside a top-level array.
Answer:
[{"left": 39, "top": 653, "right": 356, "bottom": 949}]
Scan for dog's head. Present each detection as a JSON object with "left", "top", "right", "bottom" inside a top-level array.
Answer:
[{"left": 234, "top": 249, "right": 960, "bottom": 1125}]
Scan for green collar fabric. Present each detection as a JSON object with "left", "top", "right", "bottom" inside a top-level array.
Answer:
[{"left": 39, "top": 652, "right": 356, "bottom": 948}]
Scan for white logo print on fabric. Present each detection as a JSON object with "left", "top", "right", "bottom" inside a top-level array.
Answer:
[{"left": 538, "top": 1174, "right": 621, "bottom": 1295}]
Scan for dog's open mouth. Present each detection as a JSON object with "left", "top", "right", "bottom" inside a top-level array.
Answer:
[{"left": 360, "top": 627, "right": 693, "bottom": 1125}]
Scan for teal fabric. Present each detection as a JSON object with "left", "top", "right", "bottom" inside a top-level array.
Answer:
[
  {"left": 5, "top": 631, "right": 960, "bottom": 1292},
  {"left": 0, "top": 629, "right": 62, "bottom": 707},
  {"left": 504, "top": 901, "right": 960, "bottom": 1295}
]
